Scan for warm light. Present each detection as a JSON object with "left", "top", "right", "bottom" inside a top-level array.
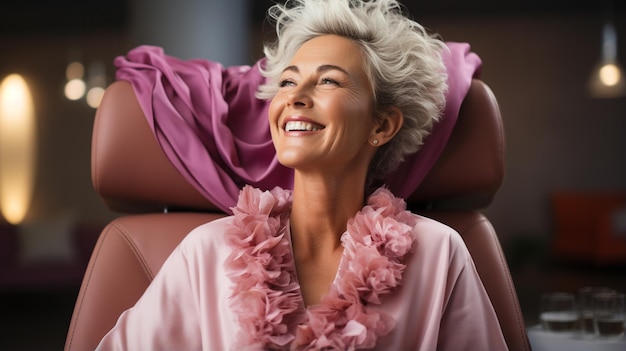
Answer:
[
  {"left": 85, "top": 60, "right": 106, "bottom": 108},
  {"left": 599, "top": 63, "right": 621, "bottom": 86},
  {"left": 64, "top": 78, "right": 86, "bottom": 100},
  {"left": 0, "top": 74, "right": 36, "bottom": 225},
  {"left": 588, "top": 19, "right": 625, "bottom": 98},
  {"left": 86, "top": 86, "right": 105, "bottom": 108},
  {"left": 64, "top": 60, "right": 86, "bottom": 101},
  {"left": 589, "top": 60, "right": 626, "bottom": 98}
]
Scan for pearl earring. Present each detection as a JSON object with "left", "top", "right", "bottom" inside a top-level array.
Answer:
[{"left": 372, "top": 139, "right": 379, "bottom": 145}]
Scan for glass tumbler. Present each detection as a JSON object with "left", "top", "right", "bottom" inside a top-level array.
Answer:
[
  {"left": 578, "top": 286, "right": 615, "bottom": 337},
  {"left": 540, "top": 292, "right": 578, "bottom": 333},
  {"left": 593, "top": 292, "right": 625, "bottom": 339}
]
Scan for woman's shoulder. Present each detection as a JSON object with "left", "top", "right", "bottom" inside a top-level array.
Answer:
[
  {"left": 177, "top": 215, "right": 236, "bottom": 252},
  {"left": 410, "top": 213, "right": 470, "bottom": 260},
  {"left": 412, "top": 213, "right": 460, "bottom": 239}
]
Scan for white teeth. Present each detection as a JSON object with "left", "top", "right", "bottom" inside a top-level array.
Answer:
[{"left": 285, "top": 121, "right": 323, "bottom": 132}]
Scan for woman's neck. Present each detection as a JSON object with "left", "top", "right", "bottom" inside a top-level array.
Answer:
[
  {"left": 289, "top": 172, "right": 366, "bottom": 261},
  {"left": 288, "top": 172, "right": 367, "bottom": 305}
]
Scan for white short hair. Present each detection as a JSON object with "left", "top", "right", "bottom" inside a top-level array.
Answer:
[{"left": 257, "top": 0, "right": 448, "bottom": 180}]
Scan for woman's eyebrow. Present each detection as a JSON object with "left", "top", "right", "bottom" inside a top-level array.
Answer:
[
  {"left": 282, "top": 64, "right": 349, "bottom": 75},
  {"left": 317, "top": 64, "right": 349, "bottom": 76},
  {"left": 282, "top": 65, "right": 299, "bottom": 73}
]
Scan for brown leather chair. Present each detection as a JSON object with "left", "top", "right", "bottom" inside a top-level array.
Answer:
[{"left": 64, "top": 79, "right": 530, "bottom": 351}]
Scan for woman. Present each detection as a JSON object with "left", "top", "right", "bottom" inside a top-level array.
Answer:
[{"left": 97, "top": 0, "right": 508, "bottom": 350}]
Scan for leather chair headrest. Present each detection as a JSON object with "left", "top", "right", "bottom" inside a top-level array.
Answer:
[
  {"left": 408, "top": 78, "right": 505, "bottom": 209},
  {"left": 92, "top": 79, "right": 504, "bottom": 213}
]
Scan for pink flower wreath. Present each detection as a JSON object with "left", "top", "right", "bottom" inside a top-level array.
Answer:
[{"left": 225, "top": 185, "right": 418, "bottom": 350}]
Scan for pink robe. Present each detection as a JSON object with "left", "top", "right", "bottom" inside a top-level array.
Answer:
[{"left": 97, "top": 187, "right": 508, "bottom": 350}]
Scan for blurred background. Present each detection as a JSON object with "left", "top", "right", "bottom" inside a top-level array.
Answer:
[{"left": 0, "top": 0, "right": 625, "bottom": 349}]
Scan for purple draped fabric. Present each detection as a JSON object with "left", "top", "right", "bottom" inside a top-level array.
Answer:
[{"left": 114, "top": 43, "right": 482, "bottom": 213}]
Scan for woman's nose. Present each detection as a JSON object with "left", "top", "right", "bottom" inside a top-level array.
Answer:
[{"left": 286, "top": 86, "right": 313, "bottom": 108}]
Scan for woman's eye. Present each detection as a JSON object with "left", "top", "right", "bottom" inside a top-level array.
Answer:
[
  {"left": 320, "top": 78, "right": 339, "bottom": 85},
  {"left": 278, "top": 79, "right": 296, "bottom": 88}
]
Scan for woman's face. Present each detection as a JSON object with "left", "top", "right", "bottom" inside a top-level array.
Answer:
[{"left": 269, "top": 35, "right": 378, "bottom": 175}]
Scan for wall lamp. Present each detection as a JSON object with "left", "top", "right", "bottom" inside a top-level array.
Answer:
[{"left": 0, "top": 74, "right": 37, "bottom": 225}]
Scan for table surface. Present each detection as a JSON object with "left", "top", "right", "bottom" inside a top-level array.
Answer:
[{"left": 528, "top": 325, "right": 626, "bottom": 351}]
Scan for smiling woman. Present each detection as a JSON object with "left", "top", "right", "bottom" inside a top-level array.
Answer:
[{"left": 96, "top": 1, "right": 507, "bottom": 350}]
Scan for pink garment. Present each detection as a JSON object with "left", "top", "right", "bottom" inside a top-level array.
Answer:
[
  {"left": 97, "top": 187, "right": 507, "bottom": 351},
  {"left": 113, "top": 43, "right": 482, "bottom": 213}
]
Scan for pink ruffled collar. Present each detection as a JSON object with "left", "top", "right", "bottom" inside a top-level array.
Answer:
[{"left": 225, "top": 186, "right": 418, "bottom": 350}]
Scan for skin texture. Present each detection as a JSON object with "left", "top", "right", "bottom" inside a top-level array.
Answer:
[{"left": 268, "top": 35, "right": 403, "bottom": 305}]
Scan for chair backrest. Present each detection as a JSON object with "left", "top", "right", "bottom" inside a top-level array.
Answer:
[{"left": 65, "top": 79, "right": 530, "bottom": 351}]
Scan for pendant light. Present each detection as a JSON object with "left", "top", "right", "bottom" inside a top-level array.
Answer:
[{"left": 588, "top": 0, "right": 625, "bottom": 98}]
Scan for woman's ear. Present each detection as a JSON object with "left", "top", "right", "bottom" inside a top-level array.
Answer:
[{"left": 370, "top": 107, "right": 403, "bottom": 146}]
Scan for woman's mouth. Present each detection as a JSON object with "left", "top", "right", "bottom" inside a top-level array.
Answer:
[{"left": 284, "top": 121, "right": 325, "bottom": 132}]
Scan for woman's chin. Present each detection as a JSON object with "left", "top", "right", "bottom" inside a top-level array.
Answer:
[
  {"left": 276, "top": 151, "right": 318, "bottom": 170},
  {"left": 276, "top": 157, "right": 304, "bottom": 171}
]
